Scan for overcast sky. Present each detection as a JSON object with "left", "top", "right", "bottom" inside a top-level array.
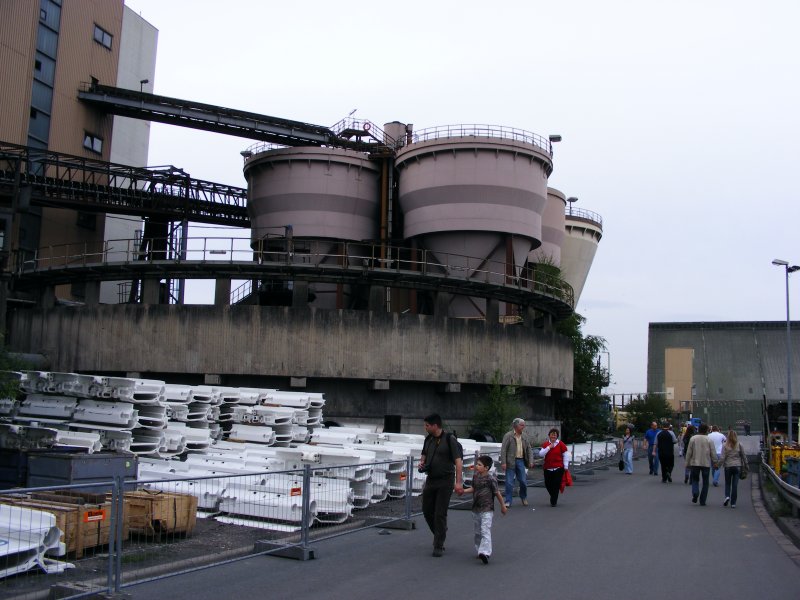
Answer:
[{"left": 123, "top": 0, "right": 800, "bottom": 395}]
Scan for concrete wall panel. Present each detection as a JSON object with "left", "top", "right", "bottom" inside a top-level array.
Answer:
[{"left": 8, "top": 305, "right": 573, "bottom": 391}]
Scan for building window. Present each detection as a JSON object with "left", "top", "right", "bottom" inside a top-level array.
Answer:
[
  {"left": 93, "top": 24, "right": 112, "bottom": 49},
  {"left": 83, "top": 132, "right": 103, "bottom": 154}
]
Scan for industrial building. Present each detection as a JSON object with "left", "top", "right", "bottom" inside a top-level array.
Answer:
[
  {"left": 0, "top": 1, "right": 603, "bottom": 433},
  {"left": 647, "top": 321, "right": 800, "bottom": 433}
]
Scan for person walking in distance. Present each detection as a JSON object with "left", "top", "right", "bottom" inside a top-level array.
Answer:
[
  {"left": 620, "top": 426, "right": 634, "bottom": 474},
  {"left": 644, "top": 421, "right": 660, "bottom": 476},
  {"left": 681, "top": 424, "right": 696, "bottom": 483},
  {"left": 459, "top": 455, "right": 507, "bottom": 564},
  {"left": 539, "top": 428, "right": 570, "bottom": 506},
  {"left": 499, "top": 418, "right": 534, "bottom": 508},
  {"left": 418, "top": 413, "right": 463, "bottom": 557},
  {"left": 707, "top": 425, "right": 727, "bottom": 487},
  {"left": 719, "top": 430, "right": 747, "bottom": 508},
  {"left": 655, "top": 422, "right": 678, "bottom": 482},
  {"left": 685, "top": 423, "right": 719, "bottom": 506}
]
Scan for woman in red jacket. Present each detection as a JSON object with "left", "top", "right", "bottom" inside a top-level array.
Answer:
[{"left": 539, "top": 428, "right": 571, "bottom": 507}]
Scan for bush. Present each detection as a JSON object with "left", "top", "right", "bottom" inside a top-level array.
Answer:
[{"left": 470, "top": 371, "right": 521, "bottom": 442}]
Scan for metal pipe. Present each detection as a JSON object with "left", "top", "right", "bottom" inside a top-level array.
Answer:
[
  {"left": 300, "top": 464, "right": 312, "bottom": 550},
  {"left": 774, "top": 259, "right": 798, "bottom": 445}
]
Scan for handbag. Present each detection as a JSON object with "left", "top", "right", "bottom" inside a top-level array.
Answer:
[
  {"left": 739, "top": 445, "right": 749, "bottom": 480},
  {"left": 618, "top": 458, "right": 624, "bottom": 471},
  {"left": 559, "top": 469, "right": 573, "bottom": 493}
]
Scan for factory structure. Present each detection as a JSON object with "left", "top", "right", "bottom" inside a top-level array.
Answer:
[
  {"left": 648, "top": 321, "right": 800, "bottom": 435},
  {"left": 0, "top": 1, "right": 602, "bottom": 433}
]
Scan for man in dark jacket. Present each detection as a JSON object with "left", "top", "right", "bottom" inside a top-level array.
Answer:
[
  {"left": 418, "top": 413, "right": 463, "bottom": 557},
  {"left": 655, "top": 422, "right": 678, "bottom": 483}
]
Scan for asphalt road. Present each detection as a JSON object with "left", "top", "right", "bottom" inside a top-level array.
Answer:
[{"left": 125, "top": 459, "right": 800, "bottom": 600}]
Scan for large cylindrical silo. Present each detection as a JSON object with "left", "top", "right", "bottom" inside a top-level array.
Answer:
[
  {"left": 560, "top": 206, "right": 603, "bottom": 305},
  {"left": 395, "top": 127, "right": 553, "bottom": 318},
  {"left": 244, "top": 146, "right": 381, "bottom": 308},
  {"left": 528, "top": 187, "right": 566, "bottom": 267}
]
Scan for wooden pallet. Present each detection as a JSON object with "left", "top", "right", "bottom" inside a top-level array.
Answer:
[
  {"left": 0, "top": 494, "right": 127, "bottom": 558},
  {"left": 122, "top": 490, "right": 198, "bottom": 537}
]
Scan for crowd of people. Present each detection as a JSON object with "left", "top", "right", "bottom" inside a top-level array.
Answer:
[
  {"left": 623, "top": 420, "right": 749, "bottom": 507},
  {"left": 416, "top": 414, "right": 749, "bottom": 565},
  {"left": 417, "top": 415, "right": 571, "bottom": 564}
]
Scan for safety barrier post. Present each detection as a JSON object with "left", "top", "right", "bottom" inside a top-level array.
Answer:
[
  {"left": 114, "top": 475, "right": 125, "bottom": 593},
  {"left": 106, "top": 478, "right": 118, "bottom": 594},
  {"left": 404, "top": 455, "right": 414, "bottom": 521},
  {"left": 300, "top": 464, "right": 312, "bottom": 551}
]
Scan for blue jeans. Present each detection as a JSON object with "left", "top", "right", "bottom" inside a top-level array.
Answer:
[
  {"left": 724, "top": 466, "right": 741, "bottom": 505},
  {"left": 690, "top": 466, "right": 711, "bottom": 504},
  {"left": 648, "top": 446, "right": 660, "bottom": 474},
  {"left": 504, "top": 458, "right": 528, "bottom": 504},
  {"left": 712, "top": 465, "right": 721, "bottom": 486},
  {"left": 623, "top": 448, "right": 633, "bottom": 473}
]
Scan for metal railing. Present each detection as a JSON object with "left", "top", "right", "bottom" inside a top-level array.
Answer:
[
  {"left": 0, "top": 141, "right": 248, "bottom": 226},
  {"left": 410, "top": 124, "right": 553, "bottom": 154},
  {"left": 761, "top": 455, "right": 800, "bottom": 514},
  {"left": 565, "top": 206, "right": 603, "bottom": 228},
  {"left": 12, "top": 237, "right": 575, "bottom": 311}
]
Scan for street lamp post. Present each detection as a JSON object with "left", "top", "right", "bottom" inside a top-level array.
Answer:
[
  {"left": 600, "top": 350, "right": 611, "bottom": 388},
  {"left": 772, "top": 258, "right": 800, "bottom": 445}
]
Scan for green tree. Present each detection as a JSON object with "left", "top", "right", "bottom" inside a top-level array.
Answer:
[
  {"left": 470, "top": 370, "right": 521, "bottom": 441},
  {"left": 620, "top": 395, "right": 673, "bottom": 434},
  {"left": 555, "top": 313, "right": 610, "bottom": 442},
  {"left": 0, "top": 341, "right": 26, "bottom": 399}
]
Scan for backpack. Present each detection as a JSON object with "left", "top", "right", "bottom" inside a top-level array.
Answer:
[
  {"left": 425, "top": 431, "right": 464, "bottom": 462},
  {"left": 447, "top": 432, "right": 464, "bottom": 461}
]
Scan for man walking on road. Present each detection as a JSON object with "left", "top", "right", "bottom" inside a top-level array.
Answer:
[
  {"left": 685, "top": 423, "right": 718, "bottom": 506},
  {"left": 499, "top": 418, "right": 534, "bottom": 507},
  {"left": 644, "top": 421, "right": 660, "bottom": 476},
  {"left": 418, "top": 413, "right": 463, "bottom": 557},
  {"left": 707, "top": 425, "right": 727, "bottom": 487},
  {"left": 656, "top": 422, "right": 678, "bottom": 483}
]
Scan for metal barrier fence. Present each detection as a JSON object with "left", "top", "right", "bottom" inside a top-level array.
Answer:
[
  {"left": 1, "top": 444, "right": 620, "bottom": 599},
  {"left": 760, "top": 454, "right": 800, "bottom": 517}
]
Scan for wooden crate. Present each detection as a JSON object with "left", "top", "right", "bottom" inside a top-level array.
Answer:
[
  {"left": 0, "top": 495, "right": 128, "bottom": 558},
  {"left": 123, "top": 490, "right": 197, "bottom": 537}
]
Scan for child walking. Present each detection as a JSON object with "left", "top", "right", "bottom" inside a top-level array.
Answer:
[{"left": 460, "top": 455, "right": 507, "bottom": 564}]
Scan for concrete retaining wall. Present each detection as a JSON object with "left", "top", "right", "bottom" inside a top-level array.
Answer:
[{"left": 8, "top": 305, "right": 573, "bottom": 391}]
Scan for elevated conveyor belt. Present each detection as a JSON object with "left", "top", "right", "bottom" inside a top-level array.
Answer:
[
  {"left": 0, "top": 141, "right": 248, "bottom": 227},
  {"left": 78, "top": 84, "right": 345, "bottom": 148}
]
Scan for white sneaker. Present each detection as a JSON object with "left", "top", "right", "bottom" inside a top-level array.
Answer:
[{"left": 723, "top": 497, "right": 730, "bottom": 506}]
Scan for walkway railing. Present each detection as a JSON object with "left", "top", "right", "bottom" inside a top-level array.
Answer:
[
  {"left": 12, "top": 237, "right": 575, "bottom": 313},
  {"left": 761, "top": 456, "right": 800, "bottom": 515},
  {"left": 409, "top": 124, "right": 553, "bottom": 154},
  {"left": 0, "top": 141, "right": 248, "bottom": 226},
  {"left": 565, "top": 206, "right": 603, "bottom": 228}
]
